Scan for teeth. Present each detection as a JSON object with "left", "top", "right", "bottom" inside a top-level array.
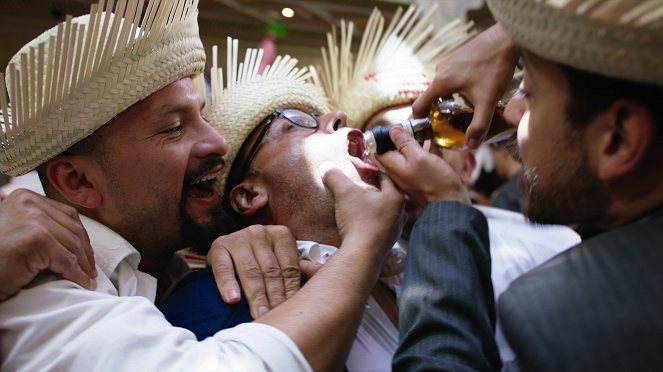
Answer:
[{"left": 195, "top": 171, "right": 220, "bottom": 184}]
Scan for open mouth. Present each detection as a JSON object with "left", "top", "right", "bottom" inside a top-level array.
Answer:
[
  {"left": 347, "top": 130, "right": 367, "bottom": 161},
  {"left": 346, "top": 130, "right": 380, "bottom": 186},
  {"left": 186, "top": 170, "right": 221, "bottom": 199}
]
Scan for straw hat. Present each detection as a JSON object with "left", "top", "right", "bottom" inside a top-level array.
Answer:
[
  {"left": 487, "top": 0, "right": 663, "bottom": 86},
  {"left": 314, "top": 5, "right": 477, "bottom": 129},
  {"left": 0, "top": 0, "right": 206, "bottom": 176},
  {"left": 207, "top": 37, "right": 330, "bottom": 200}
]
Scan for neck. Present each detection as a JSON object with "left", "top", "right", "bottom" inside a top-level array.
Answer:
[{"left": 605, "top": 165, "right": 663, "bottom": 228}]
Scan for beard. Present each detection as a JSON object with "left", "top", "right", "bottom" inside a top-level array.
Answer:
[
  {"left": 178, "top": 158, "right": 241, "bottom": 256},
  {"left": 522, "top": 146, "right": 612, "bottom": 226},
  {"left": 179, "top": 202, "right": 239, "bottom": 256}
]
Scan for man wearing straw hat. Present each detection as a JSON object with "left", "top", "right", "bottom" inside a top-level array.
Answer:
[
  {"left": 371, "top": 0, "right": 663, "bottom": 371},
  {"left": 0, "top": 1, "right": 405, "bottom": 371}
]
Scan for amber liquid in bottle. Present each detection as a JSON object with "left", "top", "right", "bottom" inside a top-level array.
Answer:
[
  {"left": 430, "top": 100, "right": 514, "bottom": 150},
  {"left": 363, "top": 99, "right": 516, "bottom": 155}
]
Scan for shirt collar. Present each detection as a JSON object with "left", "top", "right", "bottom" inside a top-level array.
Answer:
[
  {"left": 79, "top": 215, "right": 142, "bottom": 279},
  {"left": 297, "top": 240, "right": 338, "bottom": 264}
]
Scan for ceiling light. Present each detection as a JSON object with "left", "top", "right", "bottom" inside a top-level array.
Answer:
[{"left": 282, "top": 8, "right": 294, "bottom": 18}]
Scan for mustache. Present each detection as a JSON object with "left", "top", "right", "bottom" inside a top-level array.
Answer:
[{"left": 182, "top": 157, "right": 226, "bottom": 189}]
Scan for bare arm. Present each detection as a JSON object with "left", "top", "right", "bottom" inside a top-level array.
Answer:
[
  {"left": 412, "top": 23, "right": 519, "bottom": 149},
  {"left": 252, "top": 165, "right": 405, "bottom": 372},
  {"left": 0, "top": 189, "right": 97, "bottom": 301}
]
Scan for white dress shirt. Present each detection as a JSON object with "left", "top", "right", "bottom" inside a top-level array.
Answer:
[
  {"left": 475, "top": 205, "right": 581, "bottom": 361},
  {"left": 298, "top": 205, "right": 582, "bottom": 369},
  {"left": 0, "top": 215, "right": 311, "bottom": 372}
]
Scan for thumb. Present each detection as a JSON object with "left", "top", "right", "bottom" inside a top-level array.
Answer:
[
  {"left": 320, "top": 161, "right": 353, "bottom": 196},
  {"left": 389, "top": 125, "right": 420, "bottom": 156},
  {"left": 299, "top": 260, "right": 323, "bottom": 280}
]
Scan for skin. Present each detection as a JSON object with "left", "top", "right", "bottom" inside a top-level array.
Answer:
[
  {"left": 230, "top": 110, "right": 382, "bottom": 248},
  {"left": 10, "top": 75, "right": 406, "bottom": 371},
  {"left": 0, "top": 189, "right": 97, "bottom": 301},
  {"left": 229, "top": 109, "right": 403, "bottom": 329},
  {"left": 412, "top": 23, "right": 519, "bottom": 149},
  {"left": 365, "top": 104, "right": 475, "bottom": 240},
  {"left": 379, "top": 42, "right": 663, "bottom": 230},
  {"left": 45, "top": 77, "right": 228, "bottom": 278}
]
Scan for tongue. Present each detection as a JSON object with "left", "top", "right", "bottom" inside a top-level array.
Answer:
[
  {"left": 187, "top": 181, "right": 215, "bottom": 199},
  {"left": 186, "top": 184, "right": 202, "bottom": 198}
]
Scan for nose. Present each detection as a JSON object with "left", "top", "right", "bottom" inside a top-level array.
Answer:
[
  {"left": 504, "top": 97, "right": 527, "bottom": 128},
  {"left": 318, "top": 110, "right": 348, "bottom": 134},
  {"left": 194, "top": 116, "right": 229, "bottom": 159}
]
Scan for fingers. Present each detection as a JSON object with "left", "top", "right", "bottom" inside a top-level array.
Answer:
[
  {"left": 320, "top": 161, "right": 354, "bottom": 197},
  {"left": 37, "top": 195, "right": 96, "bottom": 278},
  {"left": 208, "top": 244, "right": 242, "bottom": 305},
  {"left": 212, "top": 234, "right": 270, "bottom": 319},
  {"left": 210, "top": 225, "right": 300, "bottom": 319},
  {"left": 271, "top": 228, "right": 301, "bottom": 300},
  {"left": 465, "top": 102, "right": 494, "bottom": 149},
  {"left": 299, "top": 260, "right": 323, "bottom": 281}
]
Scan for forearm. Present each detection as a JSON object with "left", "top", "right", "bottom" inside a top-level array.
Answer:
[
  {"left": 394, "top": 201, "right": 501, "bottom": 372},
  {"left": 256, "top": 236, "right": 385, "bottom": 372}
]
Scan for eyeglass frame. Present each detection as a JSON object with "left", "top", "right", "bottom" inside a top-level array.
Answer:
[{"left": 236, "top": 108, "right": 320, "bottom": 183}]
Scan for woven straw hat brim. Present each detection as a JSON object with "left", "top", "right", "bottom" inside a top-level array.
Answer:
[
  {"left": 488, "top": 0, "right": 663, "bottom": 87},
  {"left": 317, "top": 5, "right": 476, "bottom": 129},
  {"left": 208, "top": 40, "right": 330, "bottom": 202},
  {"left": 1, "top": 0, "right": 206, "bottom": 176}
]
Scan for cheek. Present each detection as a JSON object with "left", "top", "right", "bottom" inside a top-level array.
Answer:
[{"left": 517, "top": 110, "right": 531, "bottom": 149}]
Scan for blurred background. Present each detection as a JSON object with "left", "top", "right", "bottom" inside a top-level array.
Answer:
[{"left": 0, "top": 0, "right": 495, "bottom": 73}]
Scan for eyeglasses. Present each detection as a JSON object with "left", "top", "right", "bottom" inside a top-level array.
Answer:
[{"left": 237, "top": 108, "right": 320, "bottom": 182}]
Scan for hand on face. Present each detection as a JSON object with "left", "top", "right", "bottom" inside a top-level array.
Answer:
[
  {"left": 411, "top": 23, "right": 519, "bottom": 149},
  {"left": 207, "top": 225, "right": 302, "bottom": 319},
  {"left": 0, "top": 189, "right": 97, "bottom": 301},
  {"left": 376, "top": 126, "right": 471, "bottom": 207},
  {"left": 320, "top": 161, "right": 406, "bottom": 260}
]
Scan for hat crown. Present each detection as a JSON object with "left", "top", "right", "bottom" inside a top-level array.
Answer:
[
  {"left": 207, "top": 38, "right": 330, "bottom": 202},
  {"left": 488, "top": 0, "right": 663, "bottom": 86},
  {"left": 0, "top": 0, "right": 206, "bottom": 176},
  {"left": 315, "top": 5, "right": 477, "bottom": 128}
]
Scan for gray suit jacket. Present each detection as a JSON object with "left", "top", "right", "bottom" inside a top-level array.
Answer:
[
  {"left": 395, "top": 202, "right": 663, "bottom": 372},
  {"left": 499, "top": 208, "right": 663, "bottom": 371}
]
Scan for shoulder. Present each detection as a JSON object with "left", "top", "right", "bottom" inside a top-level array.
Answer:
[{"left": 498, "top": 212, "right": 663, "bottom": 371}]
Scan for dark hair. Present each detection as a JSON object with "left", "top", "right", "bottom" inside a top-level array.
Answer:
[{"left": 559, "top": 64, "right": 663, "bottom": 131}]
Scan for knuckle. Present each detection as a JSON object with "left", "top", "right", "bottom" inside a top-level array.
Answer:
[
  {"left": 262, "top": 267, "right": 284, "bottom": 280},
  {"left": 242, "top": 265, "right": 265, "bottom": 280},
  {"left": 280, "top": 266, "right": 301, "bottom": 279}
]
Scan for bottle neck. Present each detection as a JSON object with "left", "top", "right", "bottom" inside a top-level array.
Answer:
[{"left": 406, "top": 118, "right": 433, "bottom": 142}]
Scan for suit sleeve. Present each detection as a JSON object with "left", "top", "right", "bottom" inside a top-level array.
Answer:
[{"left": 393, "top": 201, "right": 502, "bottom": 372}]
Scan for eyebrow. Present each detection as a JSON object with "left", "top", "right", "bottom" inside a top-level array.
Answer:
[{"left": 157, "top": 100, "right": 206, "bottom": 120}]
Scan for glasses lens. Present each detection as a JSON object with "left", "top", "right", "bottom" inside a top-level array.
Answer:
[{"left": 282, "top": 109, "right": 318, "bottom": 128}]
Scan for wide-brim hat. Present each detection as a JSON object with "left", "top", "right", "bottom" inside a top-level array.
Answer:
[
  {"left": 208, "top": 38, "right": 330, "bottom": 201},
  {"left": 316, "top": 5, "right": 477, "bottom": 129},
  {"left": 0, "top": 0, "right": 206, "bottom": 176},
  {"left": 487, "top": 0, "right": 663, "bottom": 86}
]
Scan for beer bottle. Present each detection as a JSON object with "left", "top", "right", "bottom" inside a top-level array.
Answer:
[{"left": 363, "top": 99, "right": 515, "bottom": 155}]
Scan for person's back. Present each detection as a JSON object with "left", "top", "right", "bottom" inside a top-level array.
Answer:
[{"left": 500, "top": 209, "right": 663, "bottom": 371}]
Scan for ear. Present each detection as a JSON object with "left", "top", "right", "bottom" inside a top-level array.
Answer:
[
  {"left": 45, "top": 155, "right": 102, "bottom": 208},
  {"left": 229, "top": 179, "right": 269, "bottom": 216},
  {"left": 458, "top": 150, "right": 477, "bottom": 185},
  {"left": 596, "top": 99, "right": 656, "bottom": 181}
]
